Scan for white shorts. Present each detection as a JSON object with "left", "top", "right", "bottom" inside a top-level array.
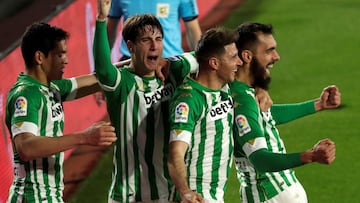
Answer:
[{"left": 264, "top": 181, "right": 308, "bottom": 203}]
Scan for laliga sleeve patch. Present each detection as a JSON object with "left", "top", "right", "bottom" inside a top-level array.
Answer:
[
  {"left": 174, "top": 102, "right": 189, "bottom": 123},
  {"left": 168, "top": 55, "right": 182, "bottom": 61},
  {"left": 235, "top": 114, "right": 251, "bottom": 136},
  {"left": 14, "top": 96, "right": 28, "bottom": 117}
]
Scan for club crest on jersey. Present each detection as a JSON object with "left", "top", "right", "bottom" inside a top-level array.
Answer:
[
  {"left": 174, "top": 102, "right": 189, "bottom": 123},
  {"left": 235, "top": 115, "right": 251, "bottom": 136},
  {"left": 157, "top": 3, "right": 170, "bottom": 18},
  {"left": 208, "top": 98, "right": 233, "bottom": 121},
  {"left": 14, "top": 96, "right": 27, "bottom": 117}
]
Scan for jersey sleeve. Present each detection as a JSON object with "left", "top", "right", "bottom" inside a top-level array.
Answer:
[
  {"left": 179, "top": 0, "right": 199, "bottom": 21},
  {"left": 93, "top": 20, "right": 120, "bottom": 89},
  {"left": 248, "top": 149, "right": 303, "bottom": 173},
  {"left": 8, "top": 86, "right": 41, "bottom": 137},
  {"left": 270, "top": 100, "right": 316, "bottom": 125},
  {"left": 108, "top": 0, "right": 123, "bottom": 18},
  {"left": 233, "top": 88, "right": 267, "bottom": 157},
  {"left": 233, "top": 89, "right": 304, "bottom": 172},
  {"left": 52, "top": 78, "right": 77, "bottom": 101},
  {"left": 168, "top": 52, "right": 198, "bottom": 86},
  {"left": 169, "top": 85, "right": 201, "bottom": 144}
]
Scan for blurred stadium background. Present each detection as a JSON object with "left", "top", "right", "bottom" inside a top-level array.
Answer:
[{"left": 1, "top": 0, "right": 360, "bottom": 202}]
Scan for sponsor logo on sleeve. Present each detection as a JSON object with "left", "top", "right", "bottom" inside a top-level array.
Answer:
[
  {"left": 235, "top": 115, "right": 251, "bottom": 136},
  {"left": 14, "top": 96, "right": 27, "bottom": 117},
  {"left": 174, "top": 102, "right": 189, "bottom": 123}
]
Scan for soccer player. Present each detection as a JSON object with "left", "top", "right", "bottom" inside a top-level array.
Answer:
[
  {"left": 231, "top": 22, "right": 340, "bottom": 203},
  {"left": 167, "top": 27, "right": 243, "bottom": 203},
  {"left": 5, "top": 22, "right": 117, "bottom": 203},
  {"left": 94, "top": 0, "right": 198, "bottom": 202}
]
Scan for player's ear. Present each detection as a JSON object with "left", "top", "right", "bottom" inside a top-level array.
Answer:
[
  {"left": 208, "top": 57, "right": 219, "bottom": 70},
  {"left": 34, "top": 51, "right": 44, "bottom": 65},
  {"left": 126, "top": 40, "right": 134, "bottom": 53},
  {"left": 241, "top": 50, "right": 253, "bottom": 64}
]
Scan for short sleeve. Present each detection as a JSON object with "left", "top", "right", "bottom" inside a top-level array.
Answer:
[
  {"left": 179, "top": 0, "right": 199, "bottom": 21},
  {"left": 169, "top": 86, "right": 201, "bottom": 143},
  {"left": 108, "top": 0, "right": 123, "bottom": 18},
  {"left": 168, "top": 52, "right": 197, "bottom": 86},
  {"left": 8, "top": 87, "right": 42, "bottom": 137},
  {"left": 52, "top": 78, "right": 77, "bottom": 101},
  {"left": 233, "top": 88, "right": 267, "bottom": 156}
]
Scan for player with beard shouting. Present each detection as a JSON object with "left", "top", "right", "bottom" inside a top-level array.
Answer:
[{"left": 231, "top": 22, "right": 341, "bottom": 203}]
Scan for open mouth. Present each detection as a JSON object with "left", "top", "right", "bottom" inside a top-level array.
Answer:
[{"left": 147, "top": 56, "right": 158, "bottom": 61}]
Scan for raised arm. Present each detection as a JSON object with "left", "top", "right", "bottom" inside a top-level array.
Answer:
[
  {"left": 271, "top": 85, "right": 341, "bottom": 124},
  {"left": 248, "top": 138, "right": 336, "bottom": 173},
  {"left": 314, "top": 85, "right": 341, "bottom": 111},
  {"left": 93, "top": 0, "right": 118, "bottom": 86}
]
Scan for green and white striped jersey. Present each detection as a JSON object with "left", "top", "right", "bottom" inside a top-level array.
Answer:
[
  {"left": 169, "top": 79, "right": 234, "bottom": 202},
  {"left": 231, "top": 81, "right": 299, "bottom": 203},
  {"left": 94, "top": 21, "right": 198, "bottom": 202},
  {"left": 6, "top": 74, "right": 77, "bottom": 203}
]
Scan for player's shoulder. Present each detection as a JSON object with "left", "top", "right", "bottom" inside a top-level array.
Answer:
[
  {"left": 231, "top": 82, "right": 255, "bottom": 99},
  {"left": 7, "top": 83, "right": 43, "bottom": 112},
  {"left": 10, "top": 82, "right": 42, "bottom": 98},
  {"left": 174, "top": 83, "right": 194, "bottom": 99}
]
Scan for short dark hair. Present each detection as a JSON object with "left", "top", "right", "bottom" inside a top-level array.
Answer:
[
  {"left": 122, "top": 14, "right": 164, "bottom": 43},
  {"left": 195, "top": 26, "right": 239, "bottom": 64},
  {"left": 21, "top": 22, "right": 69, "bottom": 67},
  {"left": 235, "top": 22, "right": 273, "bottom": 53}
]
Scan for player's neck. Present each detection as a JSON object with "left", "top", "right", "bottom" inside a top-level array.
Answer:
[
  {"left": 131, "top": 63, "right": 155, "bottom": 78},
  {"left": 196, "top": 72, "right": 225, "bottom": 90},
  {"left": 235, "top": 65, "right": 252, "bottom": 86},
  {"left": 25, "top": 67, "right": 49, "bottom": 86}
]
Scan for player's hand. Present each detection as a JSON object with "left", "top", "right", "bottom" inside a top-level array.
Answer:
[
  {"left": 97, "top": 0, "right": 111, "bottom": 20},
  {"left": 315, "top": 85, "right": 341, "bottom": 111},
  {"left": 181, "top": 191, "right": 204, "bottom": 203},
  {"left": 312, "top": 138, "right": 336, "bottom": 164},
  {"left": 93, "top": 91, "right": 105, "bottom": 106},
  {"left": 155, "top": 58, "right": 170, "bottom": 84},
  {"left": 255, "top": 87, "right": 273, "bottom": 112},
  {"left": 82, "top": 121, "right": 117, "bottom": 146}
]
